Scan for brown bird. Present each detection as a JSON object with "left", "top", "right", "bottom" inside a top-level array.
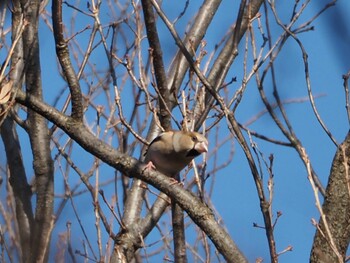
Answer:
[{"left": 144, "top": 130, "right": 208, "bottom": 177}]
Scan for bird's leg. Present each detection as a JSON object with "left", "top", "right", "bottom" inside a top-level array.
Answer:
[
  {"left": 142, "top": 161, "right": 156, "bottom": 173},
  {"left": 169, "top": 175, "right": 184, "bottom": 186}
]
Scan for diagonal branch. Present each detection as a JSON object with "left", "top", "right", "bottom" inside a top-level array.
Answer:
[
  {"left": 52, "top": 0, "right": 83, "bottom": 121},
  {"left": 15, "top": 89, "right": 247, "bottom": 262},
  {"left": 166, "top": 0, "right": 223, "bottom": 100}
]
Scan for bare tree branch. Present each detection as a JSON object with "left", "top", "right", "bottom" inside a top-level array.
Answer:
[
  {"left": 310, "top": 131, "right": 350, "bottom": 263},
  {"left": 52, "top": 0, "right": 83, "bottom": 121},
  {"left": 12, "top": 0, "right": 55, "bottom": 262},
  {"left": 15, "top": 88, "right": 247, "bottom": 262},
  {"left": 0, "top": 117, "right": 33, "bottom": 262},
  {"left": 166, "top": 0, "right": 223, "bottom": 101}
]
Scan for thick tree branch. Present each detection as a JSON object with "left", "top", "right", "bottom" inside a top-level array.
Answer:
[
  {"left": 166, "top": 0, "right": 223, "bottom": 102},
  {"left": 150, "top": 0, "right": 264, "bottom": 129},
  {"left": 120, "top": 0, "right": 172, "bottom": 237},
  {"left": 172, "top": 199, "right": 188, "bottom": 263},
  {"left": 16, "top": 0, "right": 55, "bottom": 262},
  {"left": 196, "top": 0, "right": 265, "bottom": 130},
  {"left": 142, "top": 2, "right": 198, "bottom": 260},
  {"left": 15, "top": 89, "right": 247, "bottom": 262},
  {"left": 52, "top": 0, "right": 83, "bottom": 121},
  {"left": 141, "top": 0, "right": 172, "bottom": 130},
  {"left": 310, "top": 131, "right": 350, "bottom": 263},
  {"left": 149, "top": 1, "right": 279, "bottom": 260},
  {"left": 121, "top": 1, "right": 184, "bottom": 260},
  {"left": 0, "top": 117, "right": 33, "bottom": 262}
]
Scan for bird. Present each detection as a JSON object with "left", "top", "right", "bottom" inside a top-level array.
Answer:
[{"left": 144, "top": 130, "right": 208, "bottom": 177}]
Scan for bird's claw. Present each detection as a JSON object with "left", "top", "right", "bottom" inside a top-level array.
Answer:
[
  {"left": 143, "top": 161, "right": 156, "bottom": 174},
  {"left": 169, "top": 177, "right": 184, "bottom": 186}
]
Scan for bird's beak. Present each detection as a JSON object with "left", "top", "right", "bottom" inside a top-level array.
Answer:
[{"left": 196, "top": 140, "right": 208, "bottom": 153}]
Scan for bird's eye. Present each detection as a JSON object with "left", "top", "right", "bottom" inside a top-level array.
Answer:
[{"left": 191, "top": 136, "right": 197, "bottom": 142}]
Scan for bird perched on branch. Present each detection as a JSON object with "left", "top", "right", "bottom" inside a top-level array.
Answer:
[{"left": 144, "top": 130, "right": 208, "bottom": 177}]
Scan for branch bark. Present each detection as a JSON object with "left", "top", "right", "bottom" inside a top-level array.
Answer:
[
  {"left": 310, "top": 131, "right": 350, "bottom": 263},
  {"left": 16, "top": 0, "right": 54, "bottom": 261},
  {"left": 166, "top": 0, "right": 223, "bottom": 101},
  {"left": 142, "top": 0, "right": 172, "bottom": 129},
  {"left": 52, "top": 0, "right": 83, "bottom": 121},
  {"left": 0, "top": 117, "right": 33, "bottom": 263},
  {"left": 15, "top": 89, "right": 247, "bottom": 262}
]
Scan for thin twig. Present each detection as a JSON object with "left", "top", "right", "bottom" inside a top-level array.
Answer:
[
  {"left": 343, "top": 70, "right": 350, "bottom": 125},
  {"left": 303, "top": 148, "right": 343, "bottom": 263}
]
